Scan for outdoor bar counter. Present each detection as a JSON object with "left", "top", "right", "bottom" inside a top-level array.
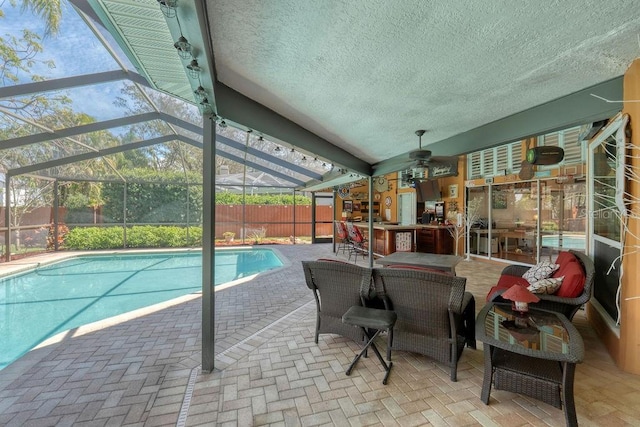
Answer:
[{"left": 356, "top": 223, "right": 455, "bottom": 256}]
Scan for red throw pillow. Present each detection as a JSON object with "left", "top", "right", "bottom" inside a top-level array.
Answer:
[
  {"left": 496, "top": 274, "right": 531, "bottom": 289},
  {"left": 486, "top": 275, "right": 530, "bottom": 301},
  {"left": 554, "top": 251, "right": 575, "bottom": 268},
  {"left": 555, "top": 260, "right": 585, "bottom": 297}
]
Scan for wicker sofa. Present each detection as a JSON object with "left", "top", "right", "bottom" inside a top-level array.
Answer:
[
  {"left": 486, "top": 250, "right": 595, "bottom": 320},
  {"left": 302, "top": 259, "right": 474, "bottom": 382}
]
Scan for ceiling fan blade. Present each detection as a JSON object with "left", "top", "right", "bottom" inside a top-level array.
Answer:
[
  {"left": 408, "top": 149, "right": 432, "bottom": 161},
  {"left": 373, "top": 156, "right": 415, "bottom": 175}
]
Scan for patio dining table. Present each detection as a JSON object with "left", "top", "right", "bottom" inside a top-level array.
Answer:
[{"left": 376, "top": 252, "right": 463, "bottom": 275}]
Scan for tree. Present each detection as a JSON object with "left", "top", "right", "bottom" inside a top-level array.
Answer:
[
  {"left": 115, "top": 83, "right": 203, "bottom": 173},
  {"left": 0, "top": 1, "right": 115, "bottom": 253},
  {"left": 100, "top": 169, "right": 203, "bottom": 224},
  {"left": 461, "top": 195, "right": 484, "bottom": 261},
  {"left": 1, "top": 0, "right": 64, "bottom": 116},
  {"left": 19, "top": 0, "right": 63, "bottom": 36}
]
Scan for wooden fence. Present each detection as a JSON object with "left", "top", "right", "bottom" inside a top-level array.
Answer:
[
  {"left": 1, "top": 205, "right": 334, "bottom": 238},
  {"left": 215, "top": 205, "right": 333, "bottom": 238}
]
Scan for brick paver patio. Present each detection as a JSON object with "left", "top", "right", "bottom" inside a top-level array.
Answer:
[{"left": 1, "top": 244, "right": 639, "bottom": 426}]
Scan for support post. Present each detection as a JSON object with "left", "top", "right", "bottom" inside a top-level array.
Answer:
[
  {"left": 4, "top": 174, "right": 10, "bottom": 262},
  {"left": 202, "top": 114, "right": 216, "bottom": 373},
  {"left": 53, "top": 180, "right": 59, "bottom": 251}
]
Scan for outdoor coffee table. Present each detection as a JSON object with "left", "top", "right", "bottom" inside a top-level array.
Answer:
[
  {"left": 377, "top": 252, "right": 462, "bottom": 275},
  {"left": 476, "top": 302, "right": 584, "bottom": 427}
]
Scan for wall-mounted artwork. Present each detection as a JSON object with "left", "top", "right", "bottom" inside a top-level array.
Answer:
[
  {"left": 449, "top": 184, "right": 458, "bottom": 198},
  {"left": 343, "top": 200, "right": 353, "bottom": 212},
  {"left": 492, "top": 191, "right": 507, "bottom": 209}
]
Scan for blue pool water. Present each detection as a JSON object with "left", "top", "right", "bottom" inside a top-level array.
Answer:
[
  {"left": 0, "top": 249, "right": 283, "bottom": 370},
  {"left": 541, "top": 234, "right": 585, "bottom": 250}
]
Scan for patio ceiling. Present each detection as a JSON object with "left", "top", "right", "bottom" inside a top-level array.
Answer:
[
  {"left": 80, "top": 0, "right": 639, "bottom": 183},
  {"left": 4, "top": 1, "right": 639, "bottom": 191}
]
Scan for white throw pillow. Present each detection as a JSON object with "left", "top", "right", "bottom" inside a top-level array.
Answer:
[
  {"left": 527, "top": 276, "right": 564, "bottom": 294},
  {"left": 522, "top": 261, "right": 560, "bottom": 284}
]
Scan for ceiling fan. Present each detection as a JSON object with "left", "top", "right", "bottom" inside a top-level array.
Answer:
[{"left": 382, "top": 130, "right": 459, "bottom": 181}]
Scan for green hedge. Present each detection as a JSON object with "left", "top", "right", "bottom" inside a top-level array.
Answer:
[
  {"left": 63, "top": 226, "right": 203, "bottom": 250},
  {"left": 214, "top": 191, "right": 311, "bottom": 205}
]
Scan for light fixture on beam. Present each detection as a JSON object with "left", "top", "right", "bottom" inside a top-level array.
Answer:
[
  {"left": 194, "top": 85, "right": 207, "bottom": 102},
  {"left": 157, "top": 0, "right": 177, "bottom": 18},
  {"left": 274, "top": 145, "right": 286, "bottom": 157},
  {"left": 174, "top": 36, "right": 191, "bottom": 59},
  {"left": 199, "top": 97, "right": 214, "bottom": 114},
  {"left": 186, "top": 59, "right": 202, "bottom": 79}
]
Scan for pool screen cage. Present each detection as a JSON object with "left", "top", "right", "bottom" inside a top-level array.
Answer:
[
  {"left": 0, "top": 73, "right": 341, "bottom": 262},
  {"left": 0, "top": 162, "right": 334, "bottom": 263},
  {"left": 0, "top": 96, "right": 340, "bottom": 263},
  {"left": 0, "top": 1, "right": 354, "bottom": 263}
]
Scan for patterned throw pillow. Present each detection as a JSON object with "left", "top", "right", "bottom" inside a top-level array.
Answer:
[
  {"left": 527, "top": 276, "right": 564, "bottom": 294},
  {"left": 522, "top": 261, "right": 560, "bottom": 284}
]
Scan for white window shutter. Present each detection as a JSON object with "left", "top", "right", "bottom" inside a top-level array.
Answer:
[
  {"left": 468, "top": 151, "right": 482, "bottom": 178},
  {"left": 541, "top": 132, "right": 559, "bottom": 148},
  {"left": 482, "top": 149, "right": 495, "bottom": 176},
  {"left": 510, "top": 141, "right": 522, "bottom": 173},
  {"left": 496, "top": 145, "right": 509, "bottom": 174},
  {"left": 562, "top": 127, "right": 583, "bottom": 164}
]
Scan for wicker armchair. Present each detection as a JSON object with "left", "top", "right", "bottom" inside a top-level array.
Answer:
[
  {"left": 497, "top": 250, "right": 595, "bottom": 320},
  {"left": 371, "top": 267, "right": 469, "bottom": 381},
  {"left": 302, "top": 260, "right": 372, "bottom": 343}
]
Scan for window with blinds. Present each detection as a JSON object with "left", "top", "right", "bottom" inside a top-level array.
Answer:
[
  {"left": 466, "top": 141, "right": 522, "bottom": 179},
  {"left": 538, "top": 126, "right": 583, "bottom": 166}
]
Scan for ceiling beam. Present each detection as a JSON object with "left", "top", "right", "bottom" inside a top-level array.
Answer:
[
  {"left": 176, "top": 134, "right": 304, "bottom": 185},
  {"left": 302, "top": 172, "right": 366, "bottom": 192},
  {"left": 9, "top": 132, "right": 304, "bottom": 187},
  {"left": 157, "top": 112, "right": 202, "bottom": 134},
  {"left": 216, "top": 151, "right": 305, "bottom": 186},
  {"left": 1, "top": 113, "right": 163, "bottom": 150},
  {"left": 374, "top": 77, "right": 624, "bottom": 176},
  {"left": 0, "top": 70, "right": 149, "bottom": 100},
  {"left": 8, "top": 136, "right": 177, "bottom": 177},
  {"left": 215, "top": 134, "right": 322, "bottom": 180},
  {"left": 214, "top": 82, "right": 371, "bottom": 177}
]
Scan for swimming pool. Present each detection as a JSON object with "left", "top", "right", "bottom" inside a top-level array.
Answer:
[
  {"left": 541, "top": 234, "right": 585, "bottom": 250},
  {"left": 0, "top": 248, "right": 284, "bottom": 370}
]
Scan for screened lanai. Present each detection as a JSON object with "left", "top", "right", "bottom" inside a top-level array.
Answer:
[
  {"left": 4, "top": 0, "right": 640, "bottom": 378},
  {"left": 0, "top": 1, "right": 369, "bottom": 262}
]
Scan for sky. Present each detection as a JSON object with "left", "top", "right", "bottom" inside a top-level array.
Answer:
[{"left": 1, "top": 0, "right": 137, "bottom": 121}]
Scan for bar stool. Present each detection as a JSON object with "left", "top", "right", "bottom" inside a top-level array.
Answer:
[{"left": 342, "top": 305, "right": 397, "bottom": 384}]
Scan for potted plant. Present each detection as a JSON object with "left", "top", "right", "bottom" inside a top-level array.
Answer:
[{"left": 223, "top": 231, "right": 235, "bottom": 242}]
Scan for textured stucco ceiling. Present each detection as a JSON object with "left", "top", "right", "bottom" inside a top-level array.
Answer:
[{"left": 207, "top": 0, "right": 640, "bottom": 164}]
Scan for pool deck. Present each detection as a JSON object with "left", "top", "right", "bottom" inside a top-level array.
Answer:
[{"left": 1, "top": 244, "right": 639, "bottom": 426}]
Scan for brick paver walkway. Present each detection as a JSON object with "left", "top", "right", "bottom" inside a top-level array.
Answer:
[{"left": 1, "top": 244, "right": 639, "bottom": 426}]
